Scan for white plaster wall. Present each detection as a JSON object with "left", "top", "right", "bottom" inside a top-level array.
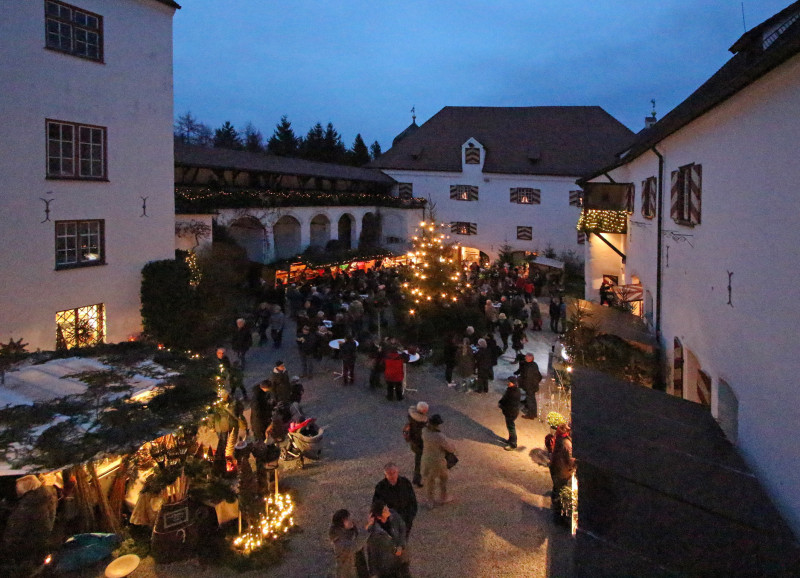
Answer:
[
  {"left": 175, "top": 215, "right": 214, "bottom": 252},
  {"left": 584, "top": 232, "right": 627, "bottom": 302},
  {"left": 0, "top": 1, "right": 177, "bottom": 349},
  {"left": 589, "top": 53, "right": 800, "bottom": 537},
  {"left": 380, "top": 169, "right": 584, "bottom": 260}
]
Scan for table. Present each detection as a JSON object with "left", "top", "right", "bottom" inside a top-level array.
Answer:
[
  {"left": 402, "top": 351, "right": 421, "bottom": 394},
  {"left": 328, "top": 339, "right": 358, "bottom": 380}
]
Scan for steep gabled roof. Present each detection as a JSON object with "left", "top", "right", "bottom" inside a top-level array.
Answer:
[
  {"left": 369, "top": 106, "right": 634, "bottom": 177},
  {"left": 174, "top": 142, "right": 396, "bottom": 185},
  {"left": 153, "top": 0, "right": 181, "bottom": 8},
  {"left": 581, "top": 1, "right": 800, "bottom": 181}
]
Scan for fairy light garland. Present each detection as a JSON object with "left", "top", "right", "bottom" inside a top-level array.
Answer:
[
  {"left": 233, "top": 493, "right": 295, "bottom": 554},
  {"left": 577, "top": 209, "right": 628, "bottom": 234},
  {"left": 402, "top": 220, "right": 464, "bottom": 311}
]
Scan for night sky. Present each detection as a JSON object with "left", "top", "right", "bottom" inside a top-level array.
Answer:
[{"left": 173, "top": 0, "right": 789, "bottom": 151}]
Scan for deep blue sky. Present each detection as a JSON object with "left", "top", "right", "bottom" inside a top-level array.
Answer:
[{"left": 173, "top": 0, "right": 790, "bottom": 151}]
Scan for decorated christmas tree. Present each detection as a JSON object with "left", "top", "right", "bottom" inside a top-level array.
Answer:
[{"left": 402, "top": 205, "right": 463, "bottom": 315}]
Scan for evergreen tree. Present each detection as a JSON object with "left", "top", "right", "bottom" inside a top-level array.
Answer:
[
  {"left": 301, "top": 122, "right": 326, "bottom": 161},
  {"left": 322, "top": 122, "right": 347, "bottom": 163},
  {"left": 370, "top": 140, "right": 382, "bottom": 160},
  {"left": 174, "top": 111, "right": 213, "bottom": 147},
  {"left": 348, "top": 133, "right": 371, "bottom": 166},
  {"left": 402, "top": 204, "right": 462, "bottom": 316},
  {"left": 213, "top": 121, "right": 243, "bottom": 150},
  {"left": 267, "top": 115, "right": 300, "bottom": 157},
  {"left": 242, "top": 122, "right": 264, "bottom": 153}
]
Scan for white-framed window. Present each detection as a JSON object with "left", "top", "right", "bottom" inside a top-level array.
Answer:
[
  {"left": 45, "top": 0, "right": 103, "bottom": 61},
  {"left": 55, "top": 219, "right": 105, "bottom": 269},
  {"left": 47, "top": 120, "right": 106, "bottom": 179},
  {"left": 56, "top": 303, "right": 105, "bottom": 349}
]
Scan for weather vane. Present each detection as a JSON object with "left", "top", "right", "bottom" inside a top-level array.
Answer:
[
  {"left": 651, "top": 99, "right": 657, "bottom": 117},
  {"left": 411, "top": 105, "right": 416, "bottom": 124}
]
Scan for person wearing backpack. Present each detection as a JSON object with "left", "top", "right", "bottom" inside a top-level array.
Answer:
[
  {"left": 383, "top": 345, "right": 409, "bottom": 401},
  {"left": 515, "top": 353, "right": 543, "bottom": 419},
  {"left": 405, "top": 401, "right": 429, "bottom": 487}
]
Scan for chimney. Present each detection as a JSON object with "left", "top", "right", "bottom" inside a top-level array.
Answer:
[{"left": 644, "top": 114, "right": 657, "bottom": 129}]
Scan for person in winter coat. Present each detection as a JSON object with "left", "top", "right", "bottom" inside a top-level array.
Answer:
[
  {"left": 515, "top": 352, "right": 543, "bottom": 419},
  {"left": 270, "top": 360, "right": 292, "bottom": 404},
  {"left": 530, "top": 298, "right": 543, "bottom": 331},
  {"left": 484, "top": 299, "right": 499, "bottom": 332},
  {"left": 296, "top": 325, "right": 318, "bottom": 378},
  {"left": 250, "top": 379, "right": 276, "bottom": 442},
  {"left": 511, "top": 320, "right": 527, "bottom": 358},
  {"left": 255, "top": 302, "right": 271, "bottom": 346},
  {"left": 549, "top": 298, "right": 561, "bottom": 333},
  {"left": 372, "top": 462, "right": 418, "bottom": 536},
  {"left": 550, "top": 423, "right": 576, "bottom": 525},
  {"left": 329, "top": 509, "right": 365, "bottom": 578},
  {"left": 474, "top": 338, "right": 494, "bottom": 393},
  {"left": 498, "top": 376, "right": 522, "bottom": 450},
  {"left": 231, "top": 317, "right": 253, "bottom": 369},
  {"left": 420, "top": 414, "right": 456, "bottom": 506},
  {"left": 339, "top": 334, "right": 358, "bottom": 385},
  {"left": 383, "top": 346, "right": 409, "bottom": 402},
  {"left": 454, "top": 338, "right": 475, "bottom": 385},
  {"left": 212, "top": 390, "right": 247, "bottom": 473},
  {"left": 367, "top": 500, "right": 408, "bottom": 578},
  {"left": 269, "top": 304, "right": 285, "bottom": 348},
  {"left": 406, "top": 401, "right": 429, "bottom": 487},
  {"left": 497, "top": 313, "right": 512, "bottom": 352},
  {"left": 442, "top": 334, "right": 458, "bottom": 386}
]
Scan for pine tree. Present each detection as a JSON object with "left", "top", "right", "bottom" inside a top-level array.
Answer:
[
  {"left": 402, "top": 204, "right": 462, "bottom": 315},
  {"left": 242, "top": 122, "right": 264, "bottom": 153},
  {"left": 348, "top": 133, "right": 371, "bottom": 166},
  {"left": 267, "top": 115, "right": 300, "bottom": 157},
  {"left": 322, "top": 122, "right": 347, "bottom": 163},
  {"left": 300, "top": 122, "right": 326, "bottom": 161},
  {"left": 370, "top": 140, "right": 382, "bottom": 160},
  {"left": 213, "top": 121, "right": 242, "bottom": 150}
]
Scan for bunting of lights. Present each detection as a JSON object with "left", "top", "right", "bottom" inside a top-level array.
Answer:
[
  {"left": 402, "top": 220, "right": 463, "bottom": 315},
  {"left": 232, "top": 493, "right": 295, "bottom": 554},
  {"left": 576, "top": 209, "right": 628, "bottom": 234}
]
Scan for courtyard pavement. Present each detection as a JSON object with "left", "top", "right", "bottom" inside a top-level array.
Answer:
[{"left": 122, "top": 314, "right": 574, "bottom": 577}]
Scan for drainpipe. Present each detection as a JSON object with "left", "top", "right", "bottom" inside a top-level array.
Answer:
[{"left": 651, "top": 146, "right": 666, "bottom": 390}]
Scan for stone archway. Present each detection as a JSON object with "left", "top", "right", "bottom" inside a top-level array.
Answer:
[
  {"left": 310, "top": 214, "right": 331, "bottom": 248},
  {"left": 228, "top": 216, "right": 267, "bottom": 263},
  {"left": 360, "top": 211, "right": 381, "bottom": 248},
  {"left": 337, "top": 214, "right": 354, "bottom": 249},
  {"left": 273, "top": 215, "right": 302, "bottom": 259}
]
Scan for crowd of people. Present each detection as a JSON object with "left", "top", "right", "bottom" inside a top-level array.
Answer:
[{"left": 211, "top": 260, "right": 575, "bottom": 576}]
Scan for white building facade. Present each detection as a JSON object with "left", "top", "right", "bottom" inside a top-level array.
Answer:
[
  {"left": 581, "top": 3, "right": 800, "bottom": 537},
  {"left": 0, "top": 0, "right": 179, "bottom": 350},
  {"left": 370, "top": 107, "right": 634, "bottom": 262}
]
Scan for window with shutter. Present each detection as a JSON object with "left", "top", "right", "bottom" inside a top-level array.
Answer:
[
  {"left": 569, "top": 190, "right": 583, "bottom": 206},
  {"left": 450, "top": 185, "right": 478, "bottom": 201},
  {"left": 516, "top": 226, "right": 532, "bottom": 240},
  {"left": 510, "top": 188, "right": 541, "bottom": 204},
  {"left": 398, "top": 182, "right": 413, "bottom": 200},
  {"left": 697, "top": 370, "right": 711, "bottom": 407},
  {"left": 450, "top": 222, "right": 477, "bottom": 235},
  {"left": 673, "top": 338, "right": 684, "bottom": 398},
  {"left": 577, "top": 231, "right": 585, "bottom": 245},
  {"left": 464, "top": 144, "right": 480, "bottom": 164},
  {"left": 641, "top": 176, "right": 656, "bottom": 219},
  {"left": 625, "top": 183, "right": 635, "bottom": 214},
  {"left": 670, "top": 163, "right": 701, "bottom": 225}
]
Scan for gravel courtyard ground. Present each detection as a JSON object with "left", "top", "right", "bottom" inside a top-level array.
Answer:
[{"left": 112, "top": 319, "right": 574, "bottom": 577}]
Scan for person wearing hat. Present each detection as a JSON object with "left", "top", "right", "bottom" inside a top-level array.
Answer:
[
  {"left": 406, "top": 401, "right": 429, "bottom": 487},
  {"left": 549, "top": 423, "right": 575, "bottom": 525},
  {"left": 420, "top": 414, "right": 456, "bottom": 506},
  {"left": 270, "top": 360, "right": 292, "bottom": 404},
  {"left": 498, "top": 376, "right": 522, "bottom": 450}
]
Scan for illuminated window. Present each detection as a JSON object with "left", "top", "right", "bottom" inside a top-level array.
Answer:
[
  {"left": 47, "top": 120, "right": 106, "bottom": 179},
  {"left": 45, "top": 1, "right": 103, "bottom": 61},
  {"left": 55, "top": 219, "right": 105, "bottom": 269},
  {"left": 451, "top": 221, "right": 477, "bottom": 235},
  {"left": 510, "top": 188, "right": 541, "bottom": 204},
  {"left": 56, "top": 303, "right": 105, "bottom": 349},
  {"left": 569, "top": 190, "right": 584, "bottom": 207},
  {"left": 449, "top": 185, "right": 478, "bottom": 201}
]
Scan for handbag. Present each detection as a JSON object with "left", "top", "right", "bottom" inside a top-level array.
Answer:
[{"left": 444, "top": 451, "right": 459, "bottom": 469}]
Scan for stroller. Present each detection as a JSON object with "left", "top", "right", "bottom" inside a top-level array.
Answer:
[{"left": 282, "top": 417, "right": 324, "bottom": 468}]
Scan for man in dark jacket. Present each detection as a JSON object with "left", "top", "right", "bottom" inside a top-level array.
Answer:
[
  {"left": 406, "top": 401, "right": 428, "bottom": 487},
  {"left": 231, "top": 317, "right": 253, "bottom": 369},
  {"left": 367, "top": 499, "right": 409, "bottom": 578},
  {"left": 372, "top": 462, "right": 418, "bottom": 536},
  {"left": 269, "top": 360, "right": 291, "bottom": 404},
  {"left": 515, "top": 353, "right": 542, "bottom": 419},
  {"left": 474, "top": 338, "right": 494, "bottom": 393},
  {"left": 250, "top": 379, "right": 276, "bottom": 442},
  {"left": 339, "top": 334, "right": 358, "bottom": 385},
  {"left": 498, "top": 376, "right": 522, "bottom": 450},
  {"left": 296, "top": 325, "right": 318, "bottom": 378}
]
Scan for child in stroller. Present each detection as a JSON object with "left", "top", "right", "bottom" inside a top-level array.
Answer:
[{"left": 280, "top": 401, "right": 323, "bottom": 467}]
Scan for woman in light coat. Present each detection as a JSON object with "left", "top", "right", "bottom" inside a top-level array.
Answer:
[{"left": 420, "top": 414, "right": 456, "bottom": 506}]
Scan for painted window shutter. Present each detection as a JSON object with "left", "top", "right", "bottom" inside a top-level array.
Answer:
[
  {"left": 625, "top": 183, "right": 635, "bottom": 214},
  {"left": 465, "top": 146, "right": 480, "bottom": 164},
  {"left": 641, "top": 177, "right": 656, "bottom": 219},
  {"left": 398, "top": 182, "right": 413, "bottom": 200},
  {"left": 689, "top": 164, "right": 702, "bottom": 225},
  {"left": 673, "top": 337, "right": 684, "bottom": 398},
  {"left": 670, "top": 169, "right": 680, "bottom": 221},
  {"left": 569, "top": 190, "right": 583, "bottom": 207},
  {"left": 516, "top": 226, "right": 532, "bottom": 240},
  {"left": 577, "top": 231, "right": 585, "bottom": 245},
  {"left": 697, "top": 370, "right": 711, "bottom": 407},
  {"left": 450, "top": 185, "right": 479, "bottom": 201},
  {"left": 450, "top": 221, "right": 477, "bottom": 235},
  {"left": 510, "top": 188, "right": 541, "bottom": 204}
]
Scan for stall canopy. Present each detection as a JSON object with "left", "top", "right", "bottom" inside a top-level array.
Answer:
[{"left": 571, "top": 369, "right": 800, "bottom": 575}]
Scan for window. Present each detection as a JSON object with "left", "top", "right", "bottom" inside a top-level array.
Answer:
[
  {"left": 569, "top": 190, "right": 584, "bottom": 206},
  {"left": 55, "top": 219, "right": 105, "bottom": 269},
  {"left": 464, "top": 144, "right": 480, "bottom": 164},
  {"left": 398, "top": 182, "right": 413, "bottom": 200},
  {"left": 516, "top": 226, "right": 532, "bottom": 241},
  {"left": 56, "top": 303, "right": 105, "bottom": 349},
  {"left": 510, "top": 188, "right": 541, "bottom": 205},
  {"left": 449, "top": 185, "right": 478, "bottom": 201},
  {"left": 450, "top": 221, "right": 477, "bottom": 235},
  {"left": 625, "top": 183, "right": 635, "bottom": 214},
  {"left": 670, "top": 163, "right": 702, "bottom": 225},
  {"left": 641, "top": 176, "right": 657, "bottom": 219},
  {"left": 45, "top": 1, "right": 103, "bottom": 61},
  {"left": 47, "top": 120, "right": 106, "bottom": 179},
  {"left": 577, "top": 231, "right": 586, "bottom": 245}
]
